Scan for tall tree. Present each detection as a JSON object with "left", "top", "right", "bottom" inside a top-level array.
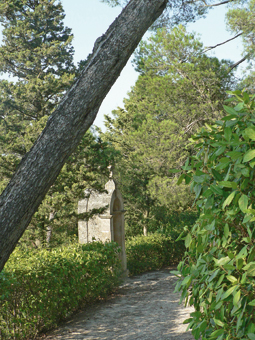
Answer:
[
  {"left": 0, "top": 0, "right": 118, "bottom": 247},
  {"left": 0, "top": 0, "right": 75, "bottom": 191},
  {"left": 0, "top": 0, "right": 168, "bottom": 272},
  {"left": 103, "top": 26, "right": 236, "bottom": 235},
  {"left": 226, "top": 0, "right": 255, "bottom": 91}
]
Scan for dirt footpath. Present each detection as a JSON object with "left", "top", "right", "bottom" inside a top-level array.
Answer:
[{"left": 42, "top": 268, "right": 195, "bottom": 340}]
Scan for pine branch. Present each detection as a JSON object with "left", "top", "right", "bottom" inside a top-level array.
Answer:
[
  {"left": 203, "top": 32, "right": 243, "bottom": 53},
  {"left": 229, "top": 55, "right": 249, "bottom": 71},
  {"left": 203, "top": 0, "right": 234, "bottom": 7}
]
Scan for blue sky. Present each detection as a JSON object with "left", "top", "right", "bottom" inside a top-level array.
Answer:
[{"left": 1, "top": 1, "right": 244, "bottom": 129}]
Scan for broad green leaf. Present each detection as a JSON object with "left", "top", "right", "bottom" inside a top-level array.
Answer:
[
  {"left": 226, "top": 275, "right": 237, "bottom": 284},
  {"left": 238, "top": 194, "right": 249, "bottom": 213},
  {"left": 169, "top": 168, "right": 182, "bottom": 173},
  {"left": 183, "top": 318, "right": 193, "bottom": 324},
  {"left": 214, "top": 318, "right": 225, "bottom": 327},
  {"left": 210, "top": 184, "right": 223, "bottom": 195},
  {"left": 185, "top": 233, "right": 192, "bottom": 248},
  {"left": 224, "top": 224, "right": 229, "bottom": 239},
  {"left": 248, "top": 334, "right": 255, "bottom": 340},
  {"left": 181, "top": 275, "right": 192, "bottom": 286},
  {"left": 210, "top": 328, "right": 224, "bottom": 338},
  {"left": 244, "top": 127, "right": 255, "bottom": 141},
  {"left": 222, "top": 191, "right": 236, "bottom": 209},
  {"left": 241, "top": 167, "right": 250, "bottom": 177},
  {"left": 215, "top": 256, "right": 230, "bottom": 266},
  {"left": 215, "top": 146, "right": 226, "bottom": 156},
  {"left": 248, "top": 299, "right": 255, "bottom": 306},
  {"left": 233, "top": 290, "right": 241, "bottom": 306},
  {"left": 243, "top": 91, "right": 250, "bottom": 103},
  {"left": 248, "top": 323, "right": 255, "bottom": 334},
  {"left": 193, "top": 176, "right": 205, "bottom": 184},
  {"left": 194, "top": 183, "right": 202, "bottom": 198},
  {"left": 221, "top": 285, "right": 236, "bottom": 300},
  {"left": 223, "top": 105, "right": 238, "bottom": 116},
  {"left": 241, "top": 273, "right": 247, "bottom": 284},
  {"left": 219, "top": 181, "right": 237, "bottom": 189},
  {"left": 243, "top": 214, "right": 252, "bottom": 223},
  {"left": 216, "top": 162, "right": 230, "bottom": 170},
  {"left": 211, "top": 169, "right": 223, "bottom": 181},
  {"left": 219, "top": 157, "right": 230, "bottom": 163},
  {"left": 216, "top": 274, "right": 225, "bottom": 288},
  {"left": 226, "top": 151, "right": 242, "bottom": 160},
  {"left": 224, "top": 127, "right": 232, "bottom": 141},
  {"left": 243, "top": 149, "right": 255, "bottom": 162},
  {"left": 208, "top": 269, "right": 220, "bottom": 282},
  {"left": 236, "top": 258, "right": 244, "bottom": 270},
  {"left": 177, "top": 173, "right": 185, "bottom": 185},
  {"left": 247, "top": 263, "right": 255, "bottom": 276}
]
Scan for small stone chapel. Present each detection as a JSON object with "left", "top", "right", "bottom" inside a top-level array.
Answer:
[{"left": 78, "top": 178, "right": 127, "bottom": 273}]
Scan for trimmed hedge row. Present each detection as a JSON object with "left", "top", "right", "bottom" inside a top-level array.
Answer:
[
  {"left": 0, "top": 242, "right": 121, "bottom": 340},
  {"left": 0, "top": 234, "right": 186, "bottom": 339},
  {"left": 126, "top": 233, "right": 185, "bottom": 276}
]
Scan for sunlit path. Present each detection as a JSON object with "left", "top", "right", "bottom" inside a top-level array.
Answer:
[{"left": 40, "top": 268, "right": 195, "bottom": 340}]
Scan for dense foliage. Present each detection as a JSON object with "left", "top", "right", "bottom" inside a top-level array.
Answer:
[
  {"left": 103, "top": 26, "right": 234, "bottom": 236},
  {"left": 174, "top": 92, "right": 255, "bottom": 340},
  {"left": 226, "top": 0, "right": 255, "bottom": 92},
  {"left": 126, "top": 233, "right": 185, "bottom": 275},
  {"left": 0, "top": 242, "right": 122, "bottom": 340}
]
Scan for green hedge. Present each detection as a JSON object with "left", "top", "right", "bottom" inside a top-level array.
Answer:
[
  {"left": 0, "top": 242, "right": 121, "bottom": 340},
  {"left": 0, "top": 233, "right": 186, "bottom": 339},
  {"left": 126, "top": 233, "right": 185, "bottom": 276}
]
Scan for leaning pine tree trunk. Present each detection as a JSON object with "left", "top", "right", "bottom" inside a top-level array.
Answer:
[{"left": 0, "top": 0, "right": 168, "bottom": 272}]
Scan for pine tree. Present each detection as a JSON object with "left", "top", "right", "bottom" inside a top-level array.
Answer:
[
  {"left": 103, "top": 26, "right": 236, "bottom": 235},
  {"left": 226, "top": 0, "right": 255, "bottom": 92},
  {"left": 0, "top": 0, "right": 75, "bottom": 190},
  {"left": 0, "top": 0, "right": 117, "bottom": 246}
]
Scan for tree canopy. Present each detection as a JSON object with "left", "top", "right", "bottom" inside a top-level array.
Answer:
[
  {"left": 0, "top": 0, "right": 118, "bottom": 247},
  {"left": 102, "top": 26, "right": 236, "bottom": 235}
]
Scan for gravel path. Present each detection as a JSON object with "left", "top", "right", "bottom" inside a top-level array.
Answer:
[{"left": 41, "top": 268, "right": 195, "bottom": 340}]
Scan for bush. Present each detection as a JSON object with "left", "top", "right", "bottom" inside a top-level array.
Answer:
[
  {"left": 174, "top": 91, "right": 255, "bottom": 339},
  {"left": 126, "top": 233, "right": 185, "bottom": 276},
  {"left": 154, "top": 209, "right": 198, "bottom": 239},
  {"left": 0, "top": 241, "right": 121, "bottom": 340}
]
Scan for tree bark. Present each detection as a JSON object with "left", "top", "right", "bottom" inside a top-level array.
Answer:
[
  {"left": 46, "top": 212, "right": 54, "bottom": 245},
  {"left": 143, "top": 210, "right": 149, "bottom": 236},
  {"left": 0, "top": 0, "right": 167, "bottom": 272}
]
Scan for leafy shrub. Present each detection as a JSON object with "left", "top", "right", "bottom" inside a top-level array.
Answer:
[
  {"left": 174, "top": 91, "right": 255, "bottom": 340},
  {"left": 126, "top": 233, "right": 185, "bottom": 276},
  {"left": 154, "top": 209, "right": 198, "bottom": 239},
  {"left": 0, "top": 242, "right": 121, "bottom": 340}
]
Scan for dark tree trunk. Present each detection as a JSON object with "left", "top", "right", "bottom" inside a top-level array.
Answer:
[{"left": 0, "top": 0, "right": 167, "bottom": 272}]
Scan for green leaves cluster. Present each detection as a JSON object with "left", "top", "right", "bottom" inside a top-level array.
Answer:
[
  {"left": 174, "top": 91, "right": 255, "bottom": 339},
  {"left": 103, "top": 26, "right": 235, "bottom": 235},
  {"left": 126, "top": 233, "right": 185, "bottom": 275},
  {"left": 0, "top": 241, "right": 121, "bottom": 339},
  {"left": 0, "top": 230, "right": 187, "bottom": 339}
]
